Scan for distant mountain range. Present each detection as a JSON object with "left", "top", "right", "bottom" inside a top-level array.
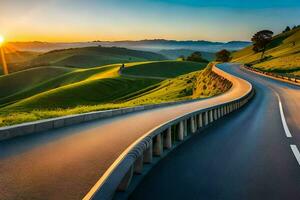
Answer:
[{"left": 8, "top": 39, "right": 251, "bottom": 53}]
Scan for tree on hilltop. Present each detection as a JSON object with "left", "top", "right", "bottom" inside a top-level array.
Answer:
[
  {"left": 186, "top": 51, "right": 208, "bottom": 63},
  {"left": 215, "top": 49, "right": 231, "bottom": 62},
  {"left": 178, "top": 55, "right": 185, "bottom": 61},
  {"left": 251, "top": 30, "right": 273, "bottom": 59},
  {"left": 283, "top": 26, "right": 291, "bottom": 33}
]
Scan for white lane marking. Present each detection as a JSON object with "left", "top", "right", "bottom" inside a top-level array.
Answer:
[
  {"left": 290, "top": 145, "right": 300, "bottom": 166},
  {"left": 274, "top": 91, "right": 292, "bottom": 138}
]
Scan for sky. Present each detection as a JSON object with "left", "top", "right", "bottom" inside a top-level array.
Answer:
[{"left": 0, "top": 0, "right": 300, "bottom": 42}]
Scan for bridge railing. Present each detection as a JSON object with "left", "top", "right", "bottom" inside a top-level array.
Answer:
[{"left": 84, "top": 76, "right": 255, "bottom": 200}]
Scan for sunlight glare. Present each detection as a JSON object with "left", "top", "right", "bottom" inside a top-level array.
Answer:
[{"left": 0, "top": 35, "right": 4, "bottom": 45}]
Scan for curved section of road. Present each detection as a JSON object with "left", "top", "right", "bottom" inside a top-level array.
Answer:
[
  {"left": 130, "top": 63, "right": 300, "bottom": 200},
  {"left": 0, "top": 65, "right": 251, "bottom": 200}
]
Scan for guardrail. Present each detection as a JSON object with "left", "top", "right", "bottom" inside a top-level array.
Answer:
[
  {"left": 0, "top": 97, "right": 220, "bottom": 142},
  {"left": 244, "top": 65, "right": 300, "bottom": 85},
  {"left": 83, "top": 69, "right": 254, "bottom": 200}
]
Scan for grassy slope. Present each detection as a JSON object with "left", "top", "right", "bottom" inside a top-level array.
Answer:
[
  {"left": 0, "top": 60, "right": 231, "bottom": 126},
  {"left": 0, "top": 61, "right": 231, "bottom": 126},
  {"left": 0, "top": 65, "right": 118, "bottom": 107},
  {"left": 0, "top": 66, "right": 74, "bottom": 99},
  {"left": 122, "top": 65, "right": 232, "bottom": 105},
  {"left": 122, "top": 61, "right": 206, "bottom": 78},
  {"left": 26, "top": 46, "right": 167, "bottom": 68},
  {"left": 0, "top": 51, "right": 40, "bottom": 74},
  {"left": 232, "top": 27, "right": 300, "bottom": 76},
  {"left": 0, "top": 61, "right": 204, "bottom": 111}
]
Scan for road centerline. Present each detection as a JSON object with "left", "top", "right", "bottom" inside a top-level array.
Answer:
[
  {"left": 273, "top": 90, "right": 293, "bottom": 138},
  {"left": 290, "top": 145, "right": 300, "bottom": 166}
]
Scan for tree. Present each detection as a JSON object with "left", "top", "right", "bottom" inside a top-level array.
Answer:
[
  {"left": 178, "top": 55, "right": 185, "bottom": 61},
  {"left": 186, "top": 51, "right": 208, "bottom": 63},
  {"left": 283, "top": 26, "right": 291, "bottom": 33},
  {"left": 251, "top": 30, "right": 273, "bottom": 59},
  {"left": 216, "top": 49, "right": 231, "bottom": 62}
]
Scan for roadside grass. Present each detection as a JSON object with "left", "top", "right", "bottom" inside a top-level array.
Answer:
[{"left": 232, "top": 27, "right": 300, "bottom": 77}]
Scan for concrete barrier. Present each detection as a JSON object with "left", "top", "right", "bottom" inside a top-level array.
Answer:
[
  {"left": 0, "top": 92, "right": 233, "bottom": 141},
  {"left": 83, "top": 65, "right": 255, "bottom": 200},
  {"left": 244, "top": 65, "right": 300, "bottom": 86}
]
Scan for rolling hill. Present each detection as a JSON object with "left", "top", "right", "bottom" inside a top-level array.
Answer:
[
  {"left": 0, "top": 61, "right": 202, "bottom": 110},
  {"left": 0, "top": 60, "right": 231, "bottom": 126},
  {"left": 8, "top": 40, "right": 251, "bottom": 53},
  {"left": 232, "top": 27, "right": 300, "bottom": 77},
  {"left": 27, "top": 46, "right": 166, "bottom": 68},
  {"left": 0, "top": 46, "right": 167, "bottom": 74},
  {"left": 121, "top": 61, "right": 205, "bottom": 78}
]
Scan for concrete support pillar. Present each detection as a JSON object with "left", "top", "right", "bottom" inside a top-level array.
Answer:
[
  {"left": 218, "top": 107, "right": 221, "bottom": 118},
  {"left": 163, "top": 127, "right": 172, "bottom": 149},
  {"left": 134, "top": 155, "right": 143, "bottom": 174},
  {"left": 214, "top": 109, "right": 218, "bottom": 120},
  {"left": 117, "top": 165, "right": 133, "bottom": 191},
  {"left": 184, "top": 120, "right": 188, "bottom": 137},
  {"left": 177, "top": 121, "right": 184, "bottom": 141},
  {"left": 209, "top": 110, "right": 214, "bottom": 123},
  {"left": 190, "top": 116, "right": 196, "bottom": 133},
  {"left": 194, "top": 116, "right": 198, "bottom": 131},
  {"left": 204, "top": 111, "right": 209, "bottom": 126},
  {"left": 143, "top": 140, "right": 153, "bottom": 163},
  {"left": 153, "top": 134, "right": 162, "bottom": 156},
  {"left": 198, "top": 113, "right": 203, "bottom": 128}
]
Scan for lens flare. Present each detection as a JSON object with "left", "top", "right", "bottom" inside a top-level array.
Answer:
[{"left": 0, "top": 35, "right": 4, "bottom": 44}]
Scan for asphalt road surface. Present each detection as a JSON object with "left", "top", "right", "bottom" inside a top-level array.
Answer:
[
  {"left": 0, "top": 65, "right": 250, "bottom": 200},
  {"left": 130, "top": 63, "right": 300, "bottom": 200}
]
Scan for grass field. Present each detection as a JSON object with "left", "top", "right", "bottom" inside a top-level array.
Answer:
[
  {"left": 0, "top": 60, "right": 231, "bottom": 126},
  {"left": 232, "top": 27, "right": 300, "bottom": 77},
  {"left": 121, "top": 61, "right": 206, "bottom": 78}
]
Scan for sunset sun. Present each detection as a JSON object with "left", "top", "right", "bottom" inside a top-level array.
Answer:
[{"left": 0, "top": 35, "right": 4, "bottom": 45}]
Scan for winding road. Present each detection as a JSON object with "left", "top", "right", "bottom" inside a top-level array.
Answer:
[
  {"left": 0, "top": 64, "right": 250, "bottom": 200},
  {"left": 0, "top": 63, "right": 299, "bottom": 200},
  {"left": 130, "top": 63, "right": 300, "bottom": 200}
]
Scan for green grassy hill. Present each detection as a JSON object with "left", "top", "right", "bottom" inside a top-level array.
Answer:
[
  {"left": 0, "top": 66, "right": 74, "bottom": 99},
  {"left": 0, "top": 51, "right": 40, "bottom": 74},
  {"left": 0, "top": 65, "right": 117, "bottom": 107},
  {"left": 25, "top": 46, "right": 167, "bottom": 68},
  {"left": 232, "top": 27, "right": 300, "bottom": 77},
  {"left": 0, "top": 61, "right": 204, "bottom": 110},
  {"left": 0, "top": 60, "right": 231, "bottom": 126},
  {"left": 122, "top": 61, "right": 206, "bottom": 78}
]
